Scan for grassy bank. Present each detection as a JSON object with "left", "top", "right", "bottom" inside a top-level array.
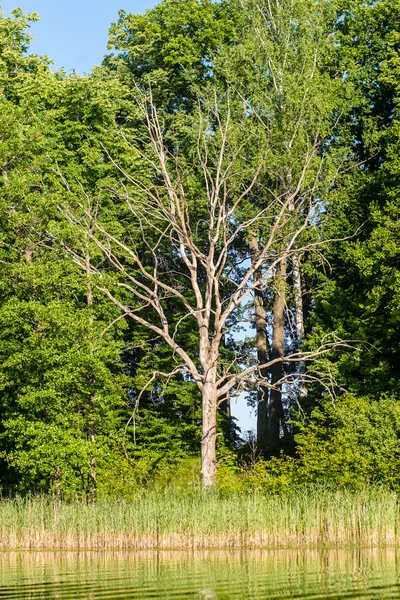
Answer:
[{"left": 0, "top": 487, "right": 399, "bottom": 549}]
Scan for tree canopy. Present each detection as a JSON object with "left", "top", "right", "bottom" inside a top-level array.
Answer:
[{"left": 0, "top": 0, "right": 399, "bottom": 493}]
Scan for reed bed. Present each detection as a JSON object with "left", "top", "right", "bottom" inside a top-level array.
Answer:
[{"left": 0, "top": 487, "right": 399, "bottom": 549}]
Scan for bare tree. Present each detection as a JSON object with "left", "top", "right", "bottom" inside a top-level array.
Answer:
[{"left": 60, "top": 91, "right": 350, "bottom": 486}]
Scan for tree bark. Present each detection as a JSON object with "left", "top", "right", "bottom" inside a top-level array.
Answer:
[
  {"left": 87, "top": 423, "right": 97, "bottom": 503},
  {"left": 292, "top": 253, "right": 304, "bottom": 341},
  {"left": 201, "top": 364, "right": 217, "bottom": 486},
  {"left": 2, "top": 161, "right": 8, "bottom": 186},
  {"left": 219, "top": 391, "right": 231, "bottom": 418},
  {"left": 86, "top": 250, "right": 97, "bottom": 503},
  {"left": 249, "top": 235, "right": 270, "bottom": 454},
  {"left": 268, "top": 257, "right": 286, "bottom": 453},
  {"left": 292, "top": 252, "right": 307, "bottom": 397},
  {"left": 219, "top": 331, "right": 231, "bottom": 418}
]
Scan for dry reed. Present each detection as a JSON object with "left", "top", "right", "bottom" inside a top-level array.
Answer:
[{"left": 0, "top": 487, "right": 399, "bottom": 549}]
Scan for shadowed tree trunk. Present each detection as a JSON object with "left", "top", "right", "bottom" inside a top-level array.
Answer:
[
  {"left": 219, "top": 392, "right": 231, "bottom": 417},
  {"left": 268, "top": 257, "right": 287, "bottom": 453},
  {"left": 219, "top": 331, "right": 231, "bottom": 418},
  {"left": 292, "top": 252, "right": 307, "bottom": 397},
  {"left": 86, "top": 249, "right": 97, "bottom": 503},
  {"left": 2, "top": 161, "right": 8, "bottom": 186},
  {"left": 87, "top": 423, "right": 97, "bottom": 502},
  {"left": 292, "top": 252, "right": 304, "bottom": 342},
  {"left": 249, "top": 235, "right": 270, "bottom": 455}
]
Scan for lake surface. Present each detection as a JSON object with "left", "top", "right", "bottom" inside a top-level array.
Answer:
[{"left": 0, "top": 549, "right": 399, "bottom": 599}]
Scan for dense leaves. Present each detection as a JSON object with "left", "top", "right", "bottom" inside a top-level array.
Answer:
[{"left": 0, "top": 0, "right": 399, "bottom": 495}]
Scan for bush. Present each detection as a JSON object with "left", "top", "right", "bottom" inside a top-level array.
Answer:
[{"left": 295, "top": 394, "right": 400, "bottom": 490}]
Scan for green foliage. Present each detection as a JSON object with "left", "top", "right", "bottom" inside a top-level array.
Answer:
[
  {"left": 218, "top": 394, "right": 400, "bottom": 494},
  {"left": 307, "top": 0, "right": 400, "bottom": 399},
  {"left": 217, "top": 455, "right": 296, "bottom": 495},
  {"left": 107, "top": 0, "right": 238, "bottom": 107},
  {"left": 1, "top": 0, "right": 400, "bottom": 495},
  {"left": 0, "top": 8, "right": 132, "bottom": 497},
  {"left": 295, "top": 395, "right": 400, "bottom": 490}
]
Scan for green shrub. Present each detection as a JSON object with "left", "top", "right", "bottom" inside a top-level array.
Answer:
[{"left": 295, "top": 394, "right": 400, "bottom": 490}]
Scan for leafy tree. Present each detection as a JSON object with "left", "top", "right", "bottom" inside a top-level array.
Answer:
[
  {"left": 213, "top": 0, "right": 354, "bottom": 453},
  {"left": 0, "top": 10, "right": 131, "bottom": 497},
  {"left": 309, "top": 0, "right": 400, "bottom": 400},
  {"left": 106, "top": 0, "right": 238, "bottom": 109},
  {"left": 1, "top": 0, "right": 400, "bottom": 494},
  {"left": 295, "top": 394, "right": 400, "bottom": 490}
]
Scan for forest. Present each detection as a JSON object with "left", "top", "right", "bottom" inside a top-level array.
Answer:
[{"left": 0, "top": 0, "right": 400, "bottom": 501}]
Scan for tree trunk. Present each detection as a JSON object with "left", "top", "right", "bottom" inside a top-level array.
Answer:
[
  {"left": 249, "top": 235, "right": 270, "bottom": 454},
  {"left": 219, "top": 391, "right": 231, "bottom": 417},
  {"left": 255, "top": 283, "right": 269, "bottom": 453},
  {"left": 256, "top": 301, "right": 269, "bottom": 454},
  {"left": 201, "top": 364, "right": 217, "bottom": 487},
  {"left": 268, "top": 257, "right": 286, "bottom": 453},
  {"left": 292, "top": 253, "right": 304, "bottom": 341},
  {"left": 292, "top": 253, "right": 307, "bottom": 397},
  {"left": 2, "top": 161, "right": 8, "bottom": 186},
  {"left": 219, "top": 332, "right": 231, "bottom": 418},
  {"left": 86, "top": 250, "right": 97, "bottom": 502},
  {"left": 87, "top": 422, "right": 97, "bottom": 503},
  {"left": 24, "top": 246, "right": 33, "bottom": 262}
]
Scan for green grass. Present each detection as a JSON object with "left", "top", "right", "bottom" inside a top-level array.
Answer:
[{"left": 0, "top": 487, "right": 399, "bottom": 549}]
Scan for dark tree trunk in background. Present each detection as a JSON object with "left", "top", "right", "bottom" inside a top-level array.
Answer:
[
  {"left": 219, "top": 332, "right": 231, "bottom": 418},
  {"left": 250, "top": 236, "right": 270, "bottom": 455},
  {"left": 86, "top": 250, "right": 97, "bottom": 503},
  {"left": 87, "top": 422, "right": 97, "bottom": 503},
  {"left": 220, "top": 392, "right": 231, "bottom": 417},
  {"left": 292, "top": 253, "right": 307, "bottom": 397},
  {"left": 292, "top": 253, "right": 304, "bottom": 342},
  {"left": 268, "top": 258, "right": 286, "bottom": 453}
]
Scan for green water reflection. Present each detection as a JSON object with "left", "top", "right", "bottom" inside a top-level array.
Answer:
[{"left": 0, "top": 549, "right": 399, "bottom": 599}]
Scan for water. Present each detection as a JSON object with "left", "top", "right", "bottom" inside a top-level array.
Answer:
[{"left": 0, "top": 549, "right": 399, "bottom": 599}]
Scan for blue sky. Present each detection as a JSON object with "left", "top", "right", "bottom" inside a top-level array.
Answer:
[
  {"left": 1, "top": 0, "right": 158, "bottom": 73},
  {"left": 1, "top": 0, "right": 257, "bottom": 433}
]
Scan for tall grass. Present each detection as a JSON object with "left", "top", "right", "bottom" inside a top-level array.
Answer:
[{"left": 0, "top": 487, "right": 399, "bottom": 549}]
